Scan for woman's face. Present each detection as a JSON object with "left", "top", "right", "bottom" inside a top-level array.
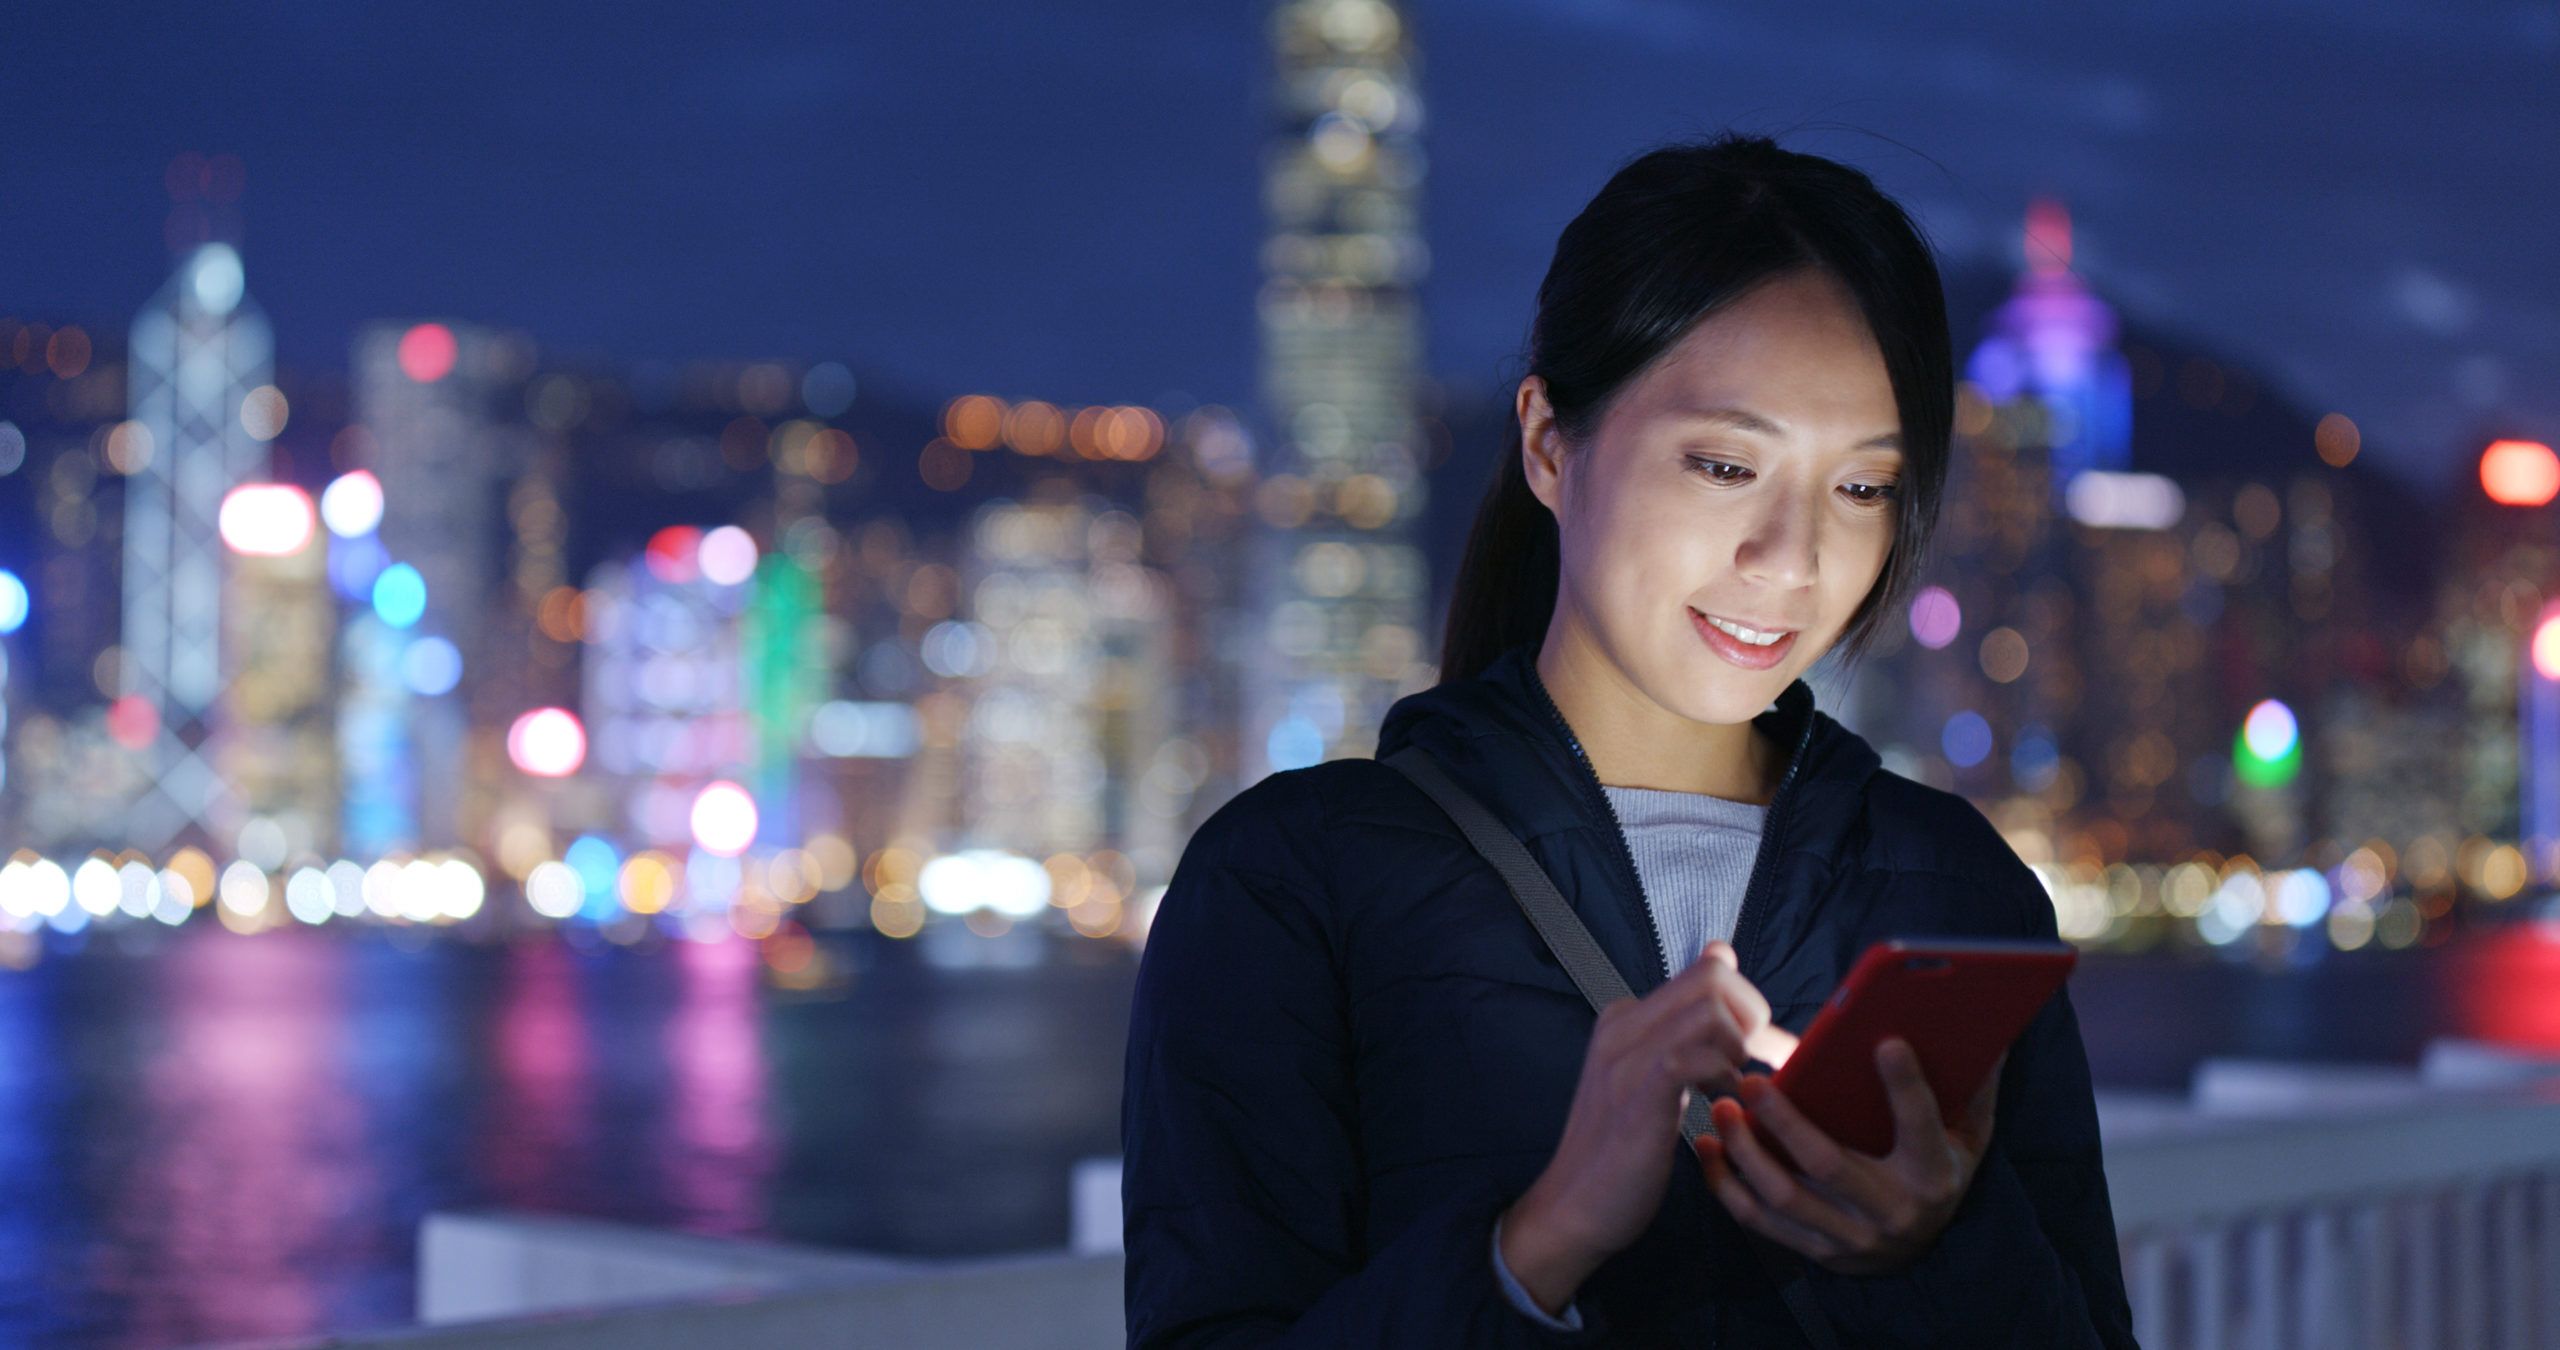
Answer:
[{"left": 1522, "top": 266, "right": 1905, "bottom": 729}]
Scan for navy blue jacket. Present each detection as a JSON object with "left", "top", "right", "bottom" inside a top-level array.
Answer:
[{"left": 1122, "top": 641, "right": 2139, "bottom": 1347}]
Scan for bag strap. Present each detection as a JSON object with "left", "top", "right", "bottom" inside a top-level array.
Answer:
[{"left": 1381, "top": 744, "right": 1846, "bottom": 1350}]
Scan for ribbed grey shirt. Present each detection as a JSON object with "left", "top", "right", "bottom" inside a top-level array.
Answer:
[
  {"left": 1490, "top": 782, "right": 1769, "bottom": 1330},
  {"left": 1602, "top": 783, "right": 1770, "bottom": 978}
]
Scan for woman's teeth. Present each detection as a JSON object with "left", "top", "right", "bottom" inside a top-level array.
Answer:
[{"left": 1704, "top": 614, "right": 1788, "bottom": 646}]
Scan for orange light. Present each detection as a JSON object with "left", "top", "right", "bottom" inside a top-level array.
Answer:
[
  {"left": 2534, "top": 612, "right": 2560, "bottom": 681},
  {"left": 2480, "top": 439, "right": 2560, "bottom": 507}
]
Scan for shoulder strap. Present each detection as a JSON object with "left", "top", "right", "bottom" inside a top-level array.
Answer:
[{"left": 1380, "top": 744, "right": 1847, "bottom": 1350}]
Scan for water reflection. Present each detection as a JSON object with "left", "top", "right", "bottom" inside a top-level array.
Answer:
[{"left": 0, "top": 923, "right": 2539, "bottom": 1345}]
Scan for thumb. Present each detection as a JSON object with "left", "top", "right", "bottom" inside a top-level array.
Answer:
[{"left": 1702, "top": 939, "right": 1738, "bottom": 971}]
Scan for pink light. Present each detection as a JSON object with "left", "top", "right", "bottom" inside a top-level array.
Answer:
[
  {"left": 690, "top": 781, "right": 759, "bottom": 857},
  {"left": 106, "top": 695, "right": 159, "bottom": 750},
  {"left": 507, "top": 708, "right": 587, "bottom": 778},
  {"left": 398, "top": 323, "right": 457, "bottom": 382},
  {"left": 1908, "top": 585, "right": 1962, "bottom": 650},
  {"left": 217, "top": 483, "right": 316, "bottom": 556},
  {"left": 645, "top": 526, "right": 703, "bottom": 584}
]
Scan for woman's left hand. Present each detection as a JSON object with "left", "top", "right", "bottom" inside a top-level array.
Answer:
[{"left": 1694, "top": 1039, "right": 2004, "bottom": 1276}]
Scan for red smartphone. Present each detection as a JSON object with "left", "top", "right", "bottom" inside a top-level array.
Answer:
[{"left": 1724, "top": 937, "right": 2076, "bottom": 1170}]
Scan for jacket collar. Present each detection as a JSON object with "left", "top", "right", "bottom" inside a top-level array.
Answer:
[{"left": 1375, "top": 640, "right": 1881, "bottom": 990}]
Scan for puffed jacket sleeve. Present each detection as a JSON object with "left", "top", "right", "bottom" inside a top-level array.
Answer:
[
  {"left": 1121, "top": 772, "right": 1615, "bottom": 1348},
  {"left": 1785, "top": 844, "right": 2141, "bottom": 1349}
]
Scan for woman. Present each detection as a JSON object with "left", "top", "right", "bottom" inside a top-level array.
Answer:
[{"left": 1121, "top": 132, "right": 2139, "bottom": 1348}]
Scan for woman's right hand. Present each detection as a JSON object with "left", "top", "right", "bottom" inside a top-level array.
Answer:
[{"left": 1498, "top": 939, "right": 1801, "bottom": 1304}]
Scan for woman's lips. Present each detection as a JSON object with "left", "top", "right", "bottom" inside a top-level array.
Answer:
[{"left": 1691, "top": 608, "right": 1797, "bottom": 670}]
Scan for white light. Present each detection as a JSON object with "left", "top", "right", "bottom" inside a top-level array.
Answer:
[
  {"left": 27, "top": 860, "right": 68, "bottom": 918},
  {"left": 118, "top": 862, "right": 157, "bottom": 918},
  {"left": 363, "top": 862, "right": 403, "bottom": 919},
  {"left": 397, "top": 859, "right": 441, "bottom": 923},
  {"left": 321, "top": 470, "right": 385, "bottom": 537},
  {"left": 188, "top": 243, "right": 245, "bottom": 316},
  {"left": 524, "top": 861, "right": 583, "bottom": 919},
  {"left": 152, "top": 870, "right": 193, "bottom": 925},
  {"left": 918, "top": 848, "right": 1052, "bottom": 918},
  {"left": 689, "top": 781, "right": 759, "bottom": 857},
  {"left": 2243, "top": 700, "right": 2300, "bottom": 762},
  {"left": 698, "top": 525, "right": 759, "bottom": 586},
  {"left": 219, "top": 484, "right": 316, "bottom": 556},
  {"left": 285, "top": 868, "right": 334, "bottom": 924},
  {"left": 72, "top": 858, "right": 120, "bottom": 916},
  {"left": 2064, "top": 470, "right": 2186, "bottom": 531},
  {"left": 218, "top": 860, "right": 269, "bottom": 917},
  {"left": 327, "top": 860, "right": 367, "bottom": 917},
  {"left": 237, "top": 817, "right": 289, "bottom": 872},
  {"left": 436, "top": 858, "right": 485, "bottom": 921}
]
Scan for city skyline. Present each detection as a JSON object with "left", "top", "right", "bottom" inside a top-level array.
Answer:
[{"left": 4, "top": 1, "right": 2553, "bottom": 494}]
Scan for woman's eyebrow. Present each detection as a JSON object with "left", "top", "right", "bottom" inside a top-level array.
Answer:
[{"left": 1671, "top": 405, "right": 1902, "bottom": 451}]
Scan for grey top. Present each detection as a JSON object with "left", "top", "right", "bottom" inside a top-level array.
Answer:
[{"left": 1600, "top": 783, "right": 1771, "bottom": 979}]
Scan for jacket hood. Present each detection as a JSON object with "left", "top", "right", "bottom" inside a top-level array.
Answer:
[{"left": 1374, "top": 639, "right": 1882, "bottom": 992}]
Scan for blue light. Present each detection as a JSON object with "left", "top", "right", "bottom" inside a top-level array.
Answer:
[
  {"left": 0, "top": 570, "right": 26, "bottom": 635},
  {"left": 1942, "top": 710, "right": 1994, "bottom": 769},
  {"left": 1267, "top": 715, "right": 1324, "bottom": 771},
  {"left": 399, "top": 636, "right": 462, "bottom": 696},
  {"left": 328, "top": 533, "right": 390, "bottom": 601},
  {"left": 565, "top": 835, "right": 620, "bottom": 897},
  {"left": 2011, "top": 725, "right": 2060, "bottom": 790},
  {"left": 372, "top": 563, "right": 427, "bottom": 629}
]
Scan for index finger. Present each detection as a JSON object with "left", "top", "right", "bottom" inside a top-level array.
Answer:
[{"left": 1671, "top": 940, "right": 1772, "bottom": 1031}]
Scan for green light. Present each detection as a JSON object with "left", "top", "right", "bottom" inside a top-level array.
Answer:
[{"left": 2233, "top": 725, "right": 2300, "bottom": 789}]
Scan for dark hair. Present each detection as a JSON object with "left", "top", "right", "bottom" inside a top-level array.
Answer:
[{"left": 1438, "top": 131, "right": 1953, "bottom": 685}]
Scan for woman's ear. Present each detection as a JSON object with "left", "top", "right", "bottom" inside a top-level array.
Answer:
[{"left": 1517, "top": 375, "right": 1569, "bottom": 516}]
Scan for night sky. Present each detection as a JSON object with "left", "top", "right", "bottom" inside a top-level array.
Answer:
[{"left": 6, "top": 1, "right": 2554, "bottom": 491}]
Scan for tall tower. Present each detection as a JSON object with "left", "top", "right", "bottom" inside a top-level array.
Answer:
[
  {"left": 353, "top": 320, "right": 511, "bottom": 849},
  {"left": 1963, "top": 199, "right": 2133, "bottom": 501},
  {"left": 1252, "top": 0, "right": 1433, "bottom": 770},
  {"left": 122, "top": 241, "right": 273, "bottom": 848}
]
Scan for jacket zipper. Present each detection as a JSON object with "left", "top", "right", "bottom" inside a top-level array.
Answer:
[
  {"left": 1523, "top": 660, "right": 1817, "bottom": 987},
  {"left": 1524, "top": 662, "right": 1677, "bottom": 983}
]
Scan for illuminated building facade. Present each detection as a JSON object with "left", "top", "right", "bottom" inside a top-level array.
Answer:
[
  {"left": 352, "top": 319, "right": 524, "bottom": 849},
  {"left": 1253, "top": 0, "right": 1434, "bottom": 771},
  {"left": 121, "top": 242, "right": 274, "bottom": 849}
]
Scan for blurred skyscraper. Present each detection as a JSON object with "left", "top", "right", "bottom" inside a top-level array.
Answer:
[
  {"left": 120, "top": 241, "right": 272, "bottom": 850},
  {"left": 351, "top": 320, "right": 523, "bottom": 850},
  {"left": 1251, "top": 0, "right": 1433, "bottom": 770}
]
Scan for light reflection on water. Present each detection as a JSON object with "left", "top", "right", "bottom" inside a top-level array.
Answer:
[
  {"left": 0, "top": 920, "right": 2547, "bottom": 1345},
  {"left": 0, "top": 925, "right": 1138, "bottom": 1347}
]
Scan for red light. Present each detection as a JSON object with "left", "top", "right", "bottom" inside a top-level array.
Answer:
[
  {"left": 2480, "top": 439, "right": 2559, "bottom": 507},
  {"left": 645, "top": 526, "right": 703, "bottom": 584},
  {"left": 106, "top": 696, "right": 159, "bottom": 750},
  {"left": 397, "top": 323, "right": 457, "bottom": 383}
]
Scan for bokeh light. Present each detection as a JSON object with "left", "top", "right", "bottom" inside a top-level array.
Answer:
[
  {"left": 506, "top": 707, "right": 587, "bottom": 778},
  {"left": 2480, "top": 439, "right": 2560, "bottom": 507},
  {"left": 217, "top": 484, "right": 316, "bottom": 556},
  {"left": 1909, "top": 585, "right": 1961, "bottom": 649},
  {"left": 698, "top": 525, "right": 758, "bottom": 586},
  {"left": 372, "top": 563, "right": 428, "bottom": 628},
  {"left": 321, "top": 470, "right": 385, "bottom": 537},
  {"left": 398, "top": 322, "right": 457, "bottom": 382},
  {"left": 689, "top": 782, "right": 758, "bottom": 856}
]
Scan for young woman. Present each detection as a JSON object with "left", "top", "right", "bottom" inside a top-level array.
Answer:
[{"left": 1122, "top": 132, "right": 2139, "bottom": 1348}]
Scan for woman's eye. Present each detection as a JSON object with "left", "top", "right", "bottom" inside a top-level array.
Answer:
[
  {"left": 1683, "top": 456, "right": 1749, "bottom": 483},
  {"left": 1843, "top": 481, "right": 1902, "bottom": 505}
]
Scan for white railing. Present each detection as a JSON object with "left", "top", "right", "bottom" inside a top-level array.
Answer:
[{"left": 211, "top": 1039, "right": 2560, "bottom": 1350}]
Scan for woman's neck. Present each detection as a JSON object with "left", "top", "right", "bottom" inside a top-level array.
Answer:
[{"left": 1534, "top": 625, "right": 1783, "bottom": 806}]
